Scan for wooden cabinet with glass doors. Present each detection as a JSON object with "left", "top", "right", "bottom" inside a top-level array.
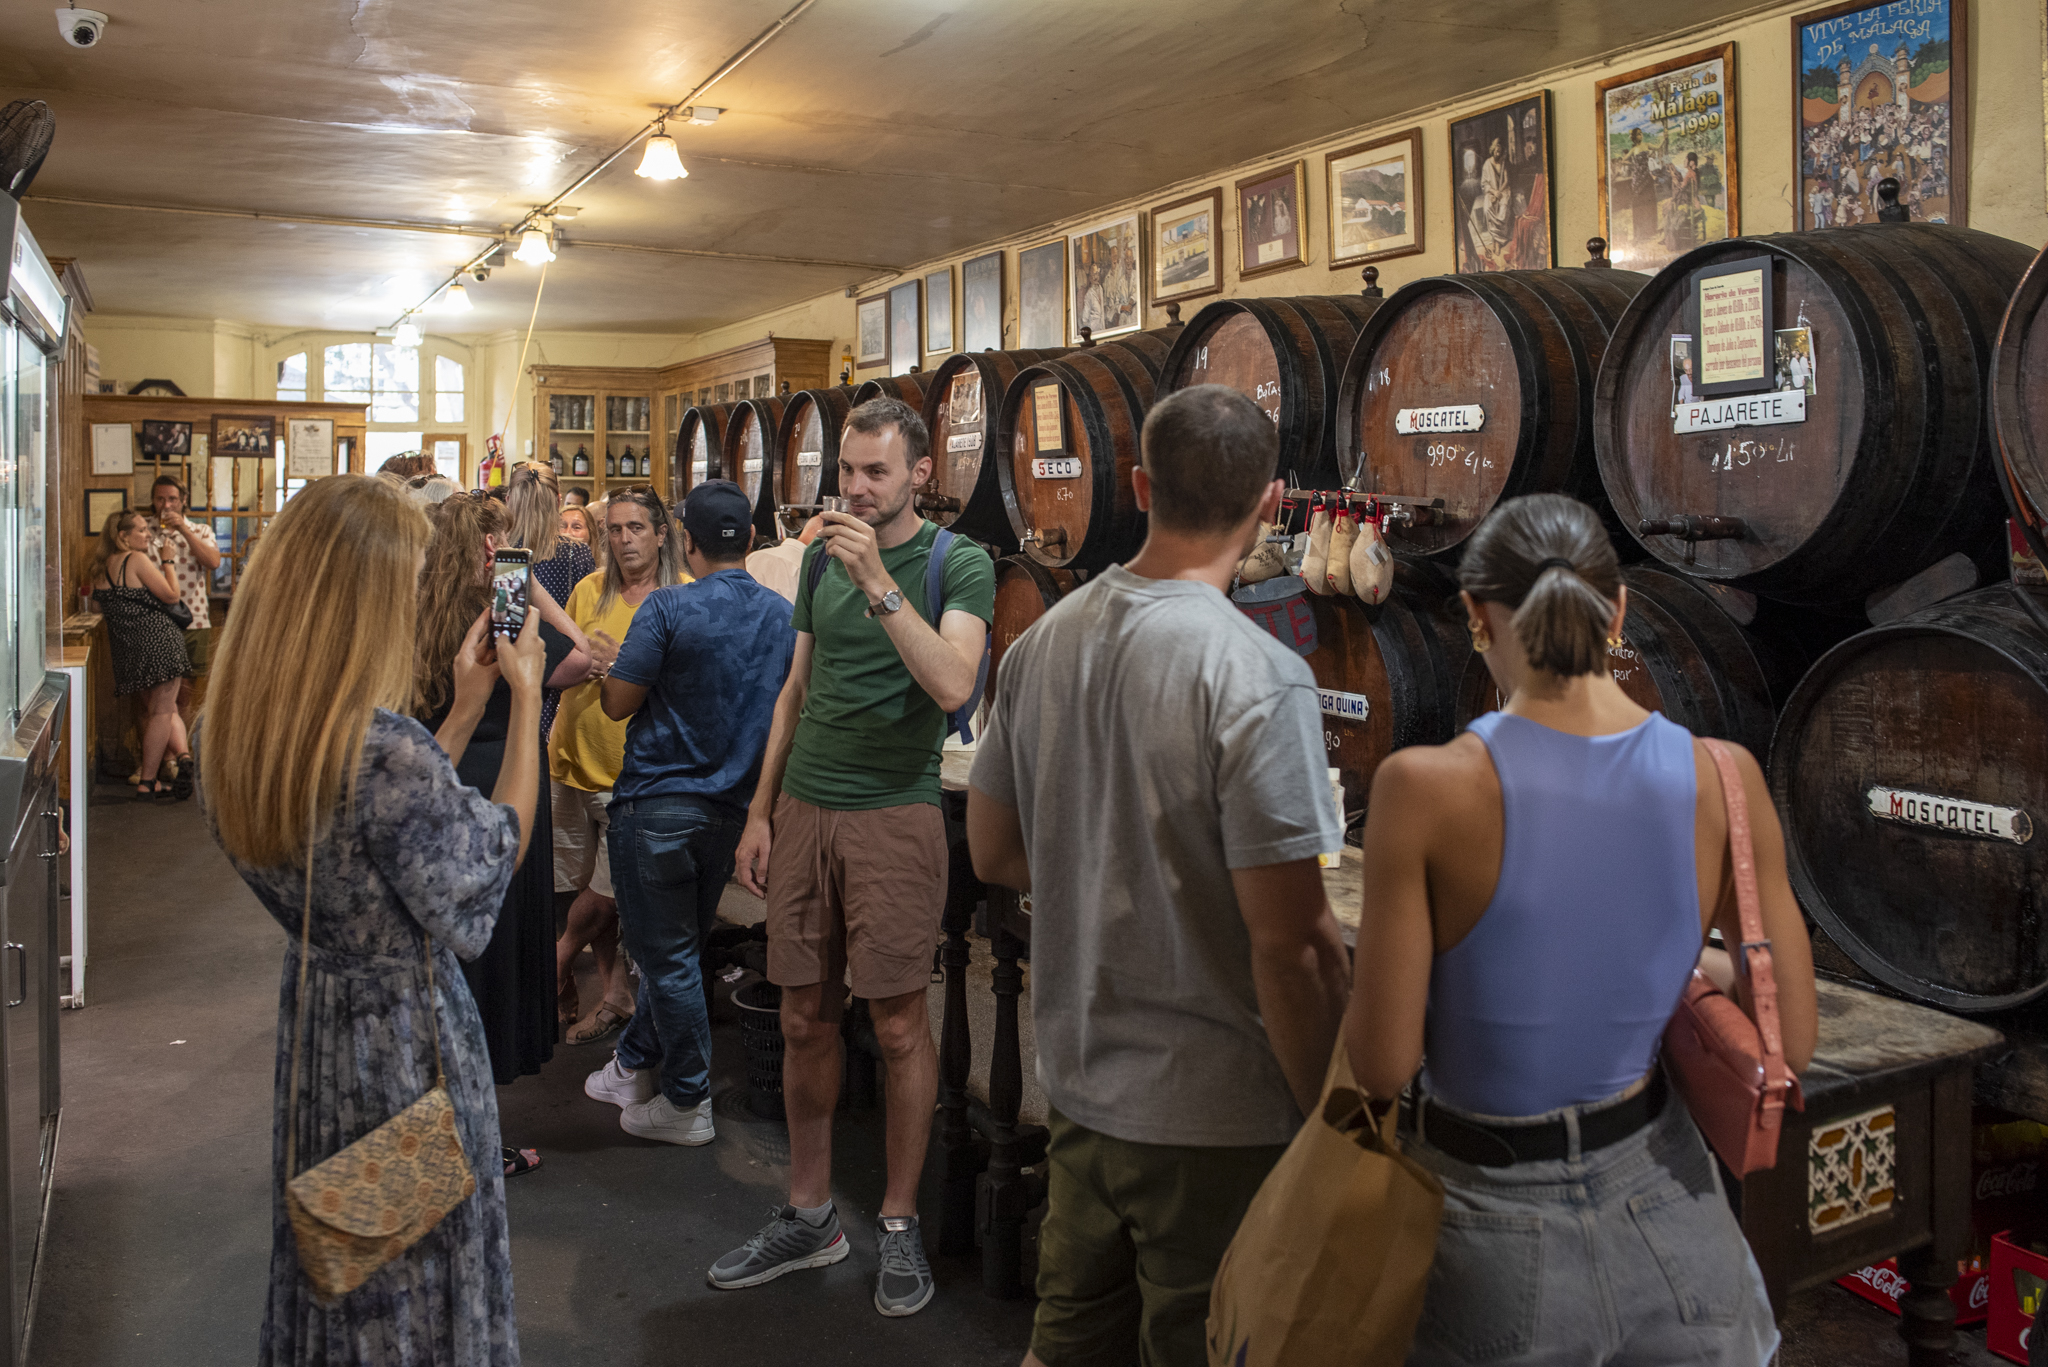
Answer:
[{"left": 529, "top": 368, "right": 659, "bottom": 502}]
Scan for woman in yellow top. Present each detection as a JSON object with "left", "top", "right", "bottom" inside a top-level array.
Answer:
[{"left": 553, "top": 487, "right": 689, "bottom": 1043}]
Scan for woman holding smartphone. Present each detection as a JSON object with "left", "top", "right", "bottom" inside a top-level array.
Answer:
[{"left": 199, "top": 474, "right": 544, "bottom": 1363}]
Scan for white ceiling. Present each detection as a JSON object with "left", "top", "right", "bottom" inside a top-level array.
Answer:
[{"left": 2, "top": 0, "right": 1744, "bottom": 335}]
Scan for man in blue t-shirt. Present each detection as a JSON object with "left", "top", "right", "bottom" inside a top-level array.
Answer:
[{"left": 583, "top": 480, "right": 796, "bottom": 1146}]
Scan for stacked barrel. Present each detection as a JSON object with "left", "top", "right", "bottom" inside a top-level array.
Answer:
[
  {"left": 675, "top": 402, "right": 737, "bottom": 500},
  {"left": 720, "top": 394, "right": 788, "bottom": 535}
]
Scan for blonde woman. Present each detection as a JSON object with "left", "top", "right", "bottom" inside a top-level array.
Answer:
[
  {"left": 89, "top": 509, "right": 192, "bottom": 798},
  {"left": 198, "top": 475, "right": 544, "bottom": 1365}
]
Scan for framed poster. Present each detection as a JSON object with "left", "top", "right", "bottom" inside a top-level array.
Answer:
[
  {"left": 212, "top": 414, "right": 275, "bottom": 455},
  {"left": 1069, "top": 212, "right": 1143, "bottom": 342},
  {"left": 1597, "top": 45, "right": 1738, "bottom": 272},
  {"left": 888, "top": 280, "right": 920, "bottom": 376},
  {"left": 1326, "top": 129, "right": 1424, "bottom": 269},
  {"left": 90, "top": 423, "right": 133, "bottom": 475},
  {"left": 84, "top": 488, "right": 126, "bottom": 536},
  {"left": 1018, "top": 239, "right": 1066, "bottom": 350},
  {"left": 1148, "top": 188, "right": 1223, "bottom": 307},
  {"left": 925, "top": 267, "right": 954, "bottom": 355},
  {"left": 1237, "top": 161, "right": 1307, "bottom": 279},
  {"left": 1450, "top": 91, "right": 1555, "bottom": 273},
  {"left": 286, "top": 418, "right": 335, "bottom": 479},
  {"left": 138, "top": 419, "right": 191, "bottom": 458},
  {"left": 1692, "top": 254, "right": 1774, "bottom": 397},
  {"left": 962, "top": 251, "right": 1004, "bottom": 353},
  {"left": 856, "top": 293, "right": 888, "bottom": 370},
  {"left": 1795, "top": 0, "right": 1964, "bottom": 227}
]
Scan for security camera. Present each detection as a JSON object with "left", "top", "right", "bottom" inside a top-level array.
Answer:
[
  {"left": 56, "top": 8, "right": 108, "bottom": 48},
  {"left": 471, "top": 267, "right": 491, "bottom": 283}
]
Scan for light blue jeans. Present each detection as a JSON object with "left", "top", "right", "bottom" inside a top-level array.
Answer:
[{"left": 1402, "top": 1084, "right": 1780, "bottom": 1366}]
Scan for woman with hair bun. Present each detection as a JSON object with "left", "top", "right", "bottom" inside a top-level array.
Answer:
[{"left": 1342, "top": 492, "right": 1816, "bottom": 1365}]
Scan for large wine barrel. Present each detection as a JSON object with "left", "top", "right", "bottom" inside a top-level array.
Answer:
[
  {"left": 997, "top": 348, "right": 1156, "bottom": 572},
  {"left": 919, "top": 349, "right": 1070, "bottom": 549},
  {"left": 1159, "top": 296, "right": 1382, "bottom": 489},
  {"left": 1595, "top": 224, "right": 2035, "bottom": 607},
  {"left": 1991, "top": 239, "right": 2048, "bottom": 567},
  {"left": 720, "top": 396, "right": 787, "bottom": 534},
  {"left": 853, "top": 372, "right": 927, "bottom": 410},
  {"left": 1770, "top": 586, "right": 2048, "bottom": 1012},
  {"left": 1305, "top": 570, "right": 1471, "bottom": 825},
  {"left": 990, "top": 556, "right": 1076, "bottom": 701},
  {"left": 1337, "top": 268, "right": 1648, "bottom": 561},
  {"left": 776, "top": 386, "right": 855, "bottom": 512},
  {"left": 676, "top": 403, "right": 736, "bottom": 497}
]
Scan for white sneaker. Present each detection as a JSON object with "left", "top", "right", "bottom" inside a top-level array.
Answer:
[
  {"left": 621, "top": 1094, "right": 716, "bottom": 1146},
  {"left": 584, "top": 1055, "right": 655, "bottom": 1109}
]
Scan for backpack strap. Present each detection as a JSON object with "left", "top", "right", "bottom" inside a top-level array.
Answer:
[
  {"left": 923, "top": 529, "right": 990, "bottom": 744},
  {"left": 803, "top": 540, "right": 830, "bottom": 608}
]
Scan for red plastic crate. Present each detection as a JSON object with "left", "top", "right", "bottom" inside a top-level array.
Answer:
[{"left": 1988, "top": 1230, "right": 2048, "bottom": 1364}]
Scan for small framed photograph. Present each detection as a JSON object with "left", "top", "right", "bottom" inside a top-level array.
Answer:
[
  {"left": 1794, "top": 0, "right": 1964, "bottom": 227},
  {"left": 138, "top": 419, "right": 192, "bottom": 458},
  {"left": 85, "top": 488, "right": 127, "bottom": 536},
  {"left": 856, "top": 293, "right": 889, "bottom": 370},
  {"left": 1326, "top": 130, "right": 1424, "bottom": 269},
  {"left": 925, "top": 267, "right": 954, "bottom": 355},
  {"left": 1597, "top": 45, "right": 1738, "bottom": 272},
  {"left": 1451, "top": 91, "right": 1555, "bottom": 273},
  {"left": 1069, "top": 212, "right": 1143, "bottom": 343},
  {"left": 962, "top": 251, "right": 1005, "bottom": 353},
  {"left": 888, "top": 279, "right": 921, "bottom": 376},
  {"left": 1148, "top": 188, "right": 1223, "bottom": 307},
  {"left": 1236, "top": 160, "right": 1308, "bottom": 280},
  {"left": 1018, "top": 238, "right": 1066, "bottom": 350},
  {"left": 212, "top": 414, "right": 276, "bottom": 455}
]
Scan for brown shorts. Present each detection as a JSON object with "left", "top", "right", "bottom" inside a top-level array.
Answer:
[{"left": 765, "top": 793, "right": 946, "bottom": 1001}]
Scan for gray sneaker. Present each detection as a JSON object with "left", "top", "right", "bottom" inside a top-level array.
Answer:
[
  {"left": 706, "top": 1205, "right": 850, "bottom": 1289},
  {"left": 873, "top": 1215, "right": 934, "bottom": 1317}
]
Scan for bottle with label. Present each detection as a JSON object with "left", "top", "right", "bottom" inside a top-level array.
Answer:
[
  {"left": 572, "top": 445, "right": 590, "bottom": 476},
  {"left": 624, "top": 447, "right": 640, "bottom": 478},
  {"left": 548, "top": 443, "right": 563, "bottom": 475},
  {"left": 605, "top": 449, "right": 617, "bottom": 479}
]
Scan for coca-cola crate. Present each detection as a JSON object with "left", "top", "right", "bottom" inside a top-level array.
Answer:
[
  {"left": 1837, "top": 1253, "right": 1989, "bottom": 1325},
  {"left": 1988, "top": 1230, "right": 2048, "bottom": 1364}
]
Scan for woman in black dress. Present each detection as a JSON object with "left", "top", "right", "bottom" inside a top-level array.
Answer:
[
  {"left": 503, "top": 464, "right": 595, "bottom": 740},
  {"left": 416, "top": 492, "right": 593, "bottom": 1177},
  {"left": 89, "top": 509, "right": 192, "bottom": 799}
]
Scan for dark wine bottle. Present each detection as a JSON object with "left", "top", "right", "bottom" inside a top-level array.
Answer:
[
  {"left": 605, "top": 449, "right": 617, "bottom": 478},
  {"left": 573, "top": 445, "right": 590, "bottom": 476}
]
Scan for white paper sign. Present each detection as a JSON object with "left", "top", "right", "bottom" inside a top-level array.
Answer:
[
  {"left": 1674, "top": 390, "right": 1806, "bottom": 435},
  {"left": 1032, "top": 457, "right": 1081, "bottom": 480},
  {"left": 90, "top": 423, "right": 133, "bottom": 474},
  {"left": 1318, "top": 689, "right": 1371, "bottom": 722},
  {"left": 1866, "top": 786, "right": 2033, "bottom": 845},
  {"left": 1395, "top": 405, "right": 1485, "bottom": 435},
  {"left": 286, "top": 419, "right": 334, "bottom": 479}
]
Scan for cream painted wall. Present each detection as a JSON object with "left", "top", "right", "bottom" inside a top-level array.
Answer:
[{"left": 83, "top": 315, "right": 262, "bottom": 399}]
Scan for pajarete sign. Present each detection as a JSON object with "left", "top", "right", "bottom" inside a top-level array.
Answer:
[
  {"left": 1674, "top": 389, "right": 1805, "bottom": 434},
  {"left": 1866, "top": 786, "right": 2034, "bottom": 845}
]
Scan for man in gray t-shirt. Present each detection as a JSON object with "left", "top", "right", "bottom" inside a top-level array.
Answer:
[{"left": 968, "top": 385, "right": 1349, "bottom": 1367}]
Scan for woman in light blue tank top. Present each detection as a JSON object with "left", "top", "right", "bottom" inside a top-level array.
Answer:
[{"left": 1342, "top": 494, "right": 1816, "bottom": 1366}]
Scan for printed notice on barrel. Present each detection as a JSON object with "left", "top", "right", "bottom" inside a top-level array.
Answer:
[{"left": 1697, "top": 267, "right": 1767, "bottom": 389}]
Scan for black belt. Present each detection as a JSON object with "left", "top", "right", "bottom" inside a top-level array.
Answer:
[{"left": 1399, "top": 1068, "right": 1668, "bottom": 1168}]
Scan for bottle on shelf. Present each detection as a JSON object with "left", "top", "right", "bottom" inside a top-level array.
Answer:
[
  {"left": 573, "top": 445, "right": 591, "bottom": 476},
  {"left": 605, "top": 449, "right": 618, "bottom": 478},
  {"left": 549, "top": 443, "right": 564, "bottom": 475}
]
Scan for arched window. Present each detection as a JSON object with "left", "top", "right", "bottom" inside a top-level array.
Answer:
[{"left": 268, "top": 334, "right": 471, "bottom": 481}]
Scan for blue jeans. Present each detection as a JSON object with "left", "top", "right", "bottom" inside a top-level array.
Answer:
[{"left": 608, "top": 795, "right": 744, "bottom": 1109}]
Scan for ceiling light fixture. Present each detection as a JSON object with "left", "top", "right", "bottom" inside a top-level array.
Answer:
[
  {"left": 635, "top": 121, "right": 688, "bottom": 181},
  {"left": 393, "top": 316, "right": 423, "bottom": 348},
  {"left": 683, "top": 106, "right": 722, "bottom": 126},
  {"left": 441, "top": 282, "right": 473, "bottom": 312},
  {"left": 514, "top": 225, "right": 556, "bottom": 265}
]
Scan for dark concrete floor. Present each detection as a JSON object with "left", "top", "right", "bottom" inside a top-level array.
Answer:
[{"left": 30, "top": 786, "right": 2010, "bottom": 1366}]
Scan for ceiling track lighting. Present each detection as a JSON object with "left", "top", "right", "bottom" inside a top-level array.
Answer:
[
  {"left": 635, "top": 120, "right": 688, "bottom": 181},
  {"left": 440, "top": 281, "right": 473, "bottom": 312},
  {"left": 393, "top": 316, "right": 423, "bottom": 348},
  {"left": 514, "top": 224, "right": 556, "bottom": 265}
]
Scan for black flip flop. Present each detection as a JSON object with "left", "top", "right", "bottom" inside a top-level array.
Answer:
[{"left": 503, "top": 1145, "right": 542, "bottom": 1178}]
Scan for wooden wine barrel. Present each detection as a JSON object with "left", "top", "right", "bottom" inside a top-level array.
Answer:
[
  {"left": 919, "top": 349, "right": 1070, "bottom": 549},
  {"left": 676, "top": 403, "right": 736, "bottom": 497},
  {"left": 719, "top": 396, "right": 787, "bottom": 534},
  {"left": 990, "top": 556, "right": 1076, "bottom": 701},
  {"left": 1594, "top": 224, "right": 2035, "bottom": 607},
  {"left": 1991, "top": 238, "right": 2048, "bottom": 567},
  {"left": 1305, "top": 573, "right": 1471, "bottom": 825},
  {"left": 997, "top": 348, "right": 1156, "bottom": 572},
  {"left": 1770, "top": 586, "right": 2048, "bottom": 1011},
  {"left": 1337, "top": 268, "right": 1648, "bottom": 561},
  {"left": 776, "top": 386, "right": 855, "bottom": 512},
  {"left": 1159, "top": 296, "right": 1383, "bottom": 489},
  {"left": 852, "top": 373, "right": 927, "bottom": 411}
]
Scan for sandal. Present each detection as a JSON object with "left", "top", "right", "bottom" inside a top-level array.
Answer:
[
  {"left": 566, "top": 1003, "right": 632, "bottom": 1046},
  {"left": 502, "top": 1145, "right": 541, "bottom": 1178},
  {"left": 557, "top": 977, "right": 581, "bottom": 1029},
  {"left": 133, "top": 780, "right": 160, "bottom": 801},
  {"left": 167, "top": 755, "right": 195, "bottom": 801}
]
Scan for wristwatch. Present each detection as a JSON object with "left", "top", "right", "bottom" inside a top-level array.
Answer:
[{"left": 865, "top": 589, "right": 904, "bottom": 619}]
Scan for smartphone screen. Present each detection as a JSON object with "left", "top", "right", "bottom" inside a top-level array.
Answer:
[{"left": 489, "top": 549, "right": 533, "bottom": 638}]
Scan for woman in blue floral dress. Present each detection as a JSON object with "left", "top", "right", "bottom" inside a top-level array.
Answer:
[{"left": 198, "top": 475, "right": 544, "bottom": 1366}]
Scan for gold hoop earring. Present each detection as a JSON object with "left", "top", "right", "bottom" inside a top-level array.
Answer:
[
  {"left": 1469, "top": 622, "right": 1491, "bottom": 653},
  {"left": 1607, "top": 633, "right": 1625, "bottom": 648}
]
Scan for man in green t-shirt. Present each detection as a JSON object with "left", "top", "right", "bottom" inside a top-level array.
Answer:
[{"left": 712, "top": 397, "right": 994, "bottom": 1318}]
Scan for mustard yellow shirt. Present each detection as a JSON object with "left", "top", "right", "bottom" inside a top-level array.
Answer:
[{"left": 549, "top": 569, "right": 685, "bottom": 792}]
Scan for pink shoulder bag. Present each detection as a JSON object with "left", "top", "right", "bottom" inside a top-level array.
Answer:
[{"left": 1661, "top": 737, "right": 1805, "bottom": 1177}]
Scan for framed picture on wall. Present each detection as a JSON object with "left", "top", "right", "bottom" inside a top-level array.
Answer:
[
  {"left": 138, "top": 419, "right": 192, "bottom": 458},
  {"left": 856, "top": 292, "right": 888, "bottom": 370},
  {"left": 212, "top": 414, "right": 276, "bottom": 454},
  {"left": 1018, "top": 238, "right": 1066, "bottom": 350},
  {"left": 1069, "top": 212, "right": 1143, "bottom": 343},
  {"left": 1236, "top": 160, "right": 1307, "bottom": 279},
  {"left": 1326, "top": 130, "right": 1424, "bottom": 269},
  {"left": 888, "top": 280, "right": 921, "bottom": 375},
  {"left": 1793, "top": 0, "right": 1964, "bottom": 227},
  {"left": 962, "top": 251, "right": 1005, "bottom": 352},
  {"left": 1147, "top": 188, "right": 1223, "bottom": 307},
  {"left": 1450, "top": 91, "right": 1554, "bottom": 273},
  {"left": 85, "top": 488, "right": 126, "bottom": 536},
  {"left": 926, "top": 267, "right": 954, "bottom": 355},
  {"left": 1597, "top": 45, "right": 1738, "bottom": 271}
]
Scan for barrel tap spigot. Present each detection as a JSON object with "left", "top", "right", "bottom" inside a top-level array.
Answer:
[
  {"left": 1020, "top": 527, "right": 1067, "bottom": 552},
  {"left": 1639, "top": 514, "right": 1747, "bottom": 565},
  {"left": 915, "top": 491, "right": 963, "bottom": 514}
]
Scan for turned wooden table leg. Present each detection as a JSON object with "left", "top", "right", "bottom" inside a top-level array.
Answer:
[
  {"left": 937, "top": 897, "right": 977, "bottom": 1256},
  {"left": 1897, "top": 1242, "right": 1958, "bottom": 1367},
  {"left": 984, "top": 919, "right": 1028, "bottom": 1298}
]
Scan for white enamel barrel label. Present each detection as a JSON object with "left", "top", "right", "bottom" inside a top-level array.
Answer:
[
  {"left": 1673, "top": 389, "right": 1805, "bottom": 435},
  {"left": 1866, "top": 787, "right": 2033, "bottom": 845},
  {"left": 1317, "top": 689, "right": 1370, "bottom": 722},
  {"left": 796, "top": 451, "right": 822, "bottom": 468},
  {"left": 1395, "top": 405, "right": 1485, "bottom": 435},
  {"left": 1031, "top": 457, "right": 1081, "bottom": 480},
  {"left": 743, "top": 458, "right": 763, "bottom": 474},
  {"left": 946, "top": 432, "right": 982, "bottom": 452}
]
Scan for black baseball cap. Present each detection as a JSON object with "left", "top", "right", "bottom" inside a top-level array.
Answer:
[{"left": 682, "top": 480, "right": 752, "bottom": 554}]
